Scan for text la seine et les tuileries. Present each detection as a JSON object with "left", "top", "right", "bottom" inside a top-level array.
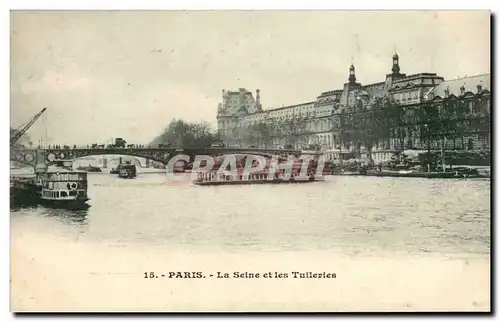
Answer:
[
  {"left": 220, "top": 271, "right": 337, "bottom": 279},
  {"left": 144, "top": 271, "right": 337, "bottom": 279}
]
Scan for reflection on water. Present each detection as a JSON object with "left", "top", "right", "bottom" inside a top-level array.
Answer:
[
  {"left": 11, "top": 173, "right": 491, "bottom": 256},
  {"left": 11, "top": 204, "right": 89, "bottom": 226},
  {"left": 40, "top": 208, "right": 89, "bottom": 226}
]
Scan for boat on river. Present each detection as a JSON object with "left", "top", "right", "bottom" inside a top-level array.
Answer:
[
  {"left": 365, "top": 167, "right": 486, "bottom": 179},
  {"left": 191, "top": 153, "right": 327, "bottom": 186},
  {"left": 193, "top": 170, "right": 325, "bottom": 186},
  {"left": 117, "top": 162, "right": 137, "bottom": 179},
  {"left": 38, "top": 165, "right": 90, "bottom": 209}
]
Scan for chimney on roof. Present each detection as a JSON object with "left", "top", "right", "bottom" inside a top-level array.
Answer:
[
  {"left": 477, "top": 84, "right": 483, "bottom": 93},
  {"left": 460, "top": 85, "right": 465, "bottom": 95},
  {"left": 256, "top": 89, "right": 261, "bottom": 110}
]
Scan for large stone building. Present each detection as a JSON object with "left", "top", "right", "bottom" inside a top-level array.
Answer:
[{"left": 216, "top": 54, "right": 490, "bottom": 163}]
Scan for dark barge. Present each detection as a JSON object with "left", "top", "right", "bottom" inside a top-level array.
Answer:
[{"left": 330, "top": 167, "right": 488, "bottom": 179}]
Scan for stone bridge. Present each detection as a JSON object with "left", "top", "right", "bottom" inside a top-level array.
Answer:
[{"left": 10, "top": 147, "right": 303, "bottom": 168}]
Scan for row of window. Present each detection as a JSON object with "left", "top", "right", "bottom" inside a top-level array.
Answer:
[
  {"left": 393, "top": 90, "right": 420, "bottom": 103},
  {"left": 392, "top": 137, "right": 482, "bottom": 150},
  {"left": 232, "top": 117, "right": 334, "bottom": 129},
  {"left": 327, "top": 136, "right": 485, "bottom": 151},
  {"left": 222, "top": 103, "right": 319, "bottom": 119},
  {"left": 43, "top": 190, "right": 84, "bottom": 198},
  {"left": 45, "top": 173, "right": 86, "bottom": 181},
  {"left": 235, "top": 132, "right": 488, "bottom": 150},
  {"left": 222, "top": 100, "right": 491, "bottom": 130},
  {"left": 230, "top": 123, "right": 333, "bottom": 135},
  {"left": 44, "top": 181, "right": 86, "bottom": 189}
]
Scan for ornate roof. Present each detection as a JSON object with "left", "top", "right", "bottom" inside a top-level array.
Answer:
[{"left": 425, "top": 74, "right": 490, "bottom": 99}]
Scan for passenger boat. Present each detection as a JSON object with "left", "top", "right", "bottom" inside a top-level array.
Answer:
[
  {"left": 192, "top": 153, "right": 327, "bottom": 186},
  {"left": 193, "top": 170, "right": 325, "bottom": 186},
  {"left": 118, "top": 162, "right": 137, "bottom": 179},
  {"left": 37, "top": 165, "right": 90, "bottom": 209}
]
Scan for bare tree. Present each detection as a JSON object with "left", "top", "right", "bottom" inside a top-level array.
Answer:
[{"left": 150, "top": 119, "right": 217, "bottom": 148}]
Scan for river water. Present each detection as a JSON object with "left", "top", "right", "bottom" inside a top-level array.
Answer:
[
  {"left": 10, "top": 170, "right": 491, "bottom": 311},
  {"left": 11, "top": 171, "right": 491, "bottom": 255}
]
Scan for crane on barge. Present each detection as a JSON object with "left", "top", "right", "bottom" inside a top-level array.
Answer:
[{"left": 10, "top": 107, "right": 47, "bottom": 146}]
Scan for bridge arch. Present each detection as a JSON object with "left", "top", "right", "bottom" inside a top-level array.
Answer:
[
  {"left": 61, "top": 155, "right": 145, "bottom": 167},
  {"left": 44, "top": 148, "right": 180, "bottom": 165},
  {"left": 12, "top": 147, "right": 303, "bottom": 169},
  {"left": 105, "top": 157, "right": 144, "bottom": 167},
  {"left": 10, "top": 150, "right": 37, "bottom": 168}
]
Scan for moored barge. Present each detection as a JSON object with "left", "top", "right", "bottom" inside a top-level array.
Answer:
[
  {"left": 329, "top": 167, "right": 487, "bottom": 179},
  {"left": 10, "top": 175, "right": 40, "bottom": 205}
]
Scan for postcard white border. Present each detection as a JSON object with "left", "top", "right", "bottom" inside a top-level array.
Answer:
[{"left": 2, "top": 0, "right": 497, "bottom": 320}]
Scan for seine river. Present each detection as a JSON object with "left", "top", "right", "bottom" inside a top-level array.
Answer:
[
  {"left": 10, "top": 169, "right": 491, "bottom": 311},
  {"left": 11, "top": 170, "right": 491, "bottom": 255}
]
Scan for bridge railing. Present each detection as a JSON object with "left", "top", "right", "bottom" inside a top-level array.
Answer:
[{"left": 13, "top": 145, "right": 303, "bottom": 153}]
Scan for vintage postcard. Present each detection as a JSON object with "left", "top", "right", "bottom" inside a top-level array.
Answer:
[{"left": 10, "top": 10, "right": 491, "bottom": 312}]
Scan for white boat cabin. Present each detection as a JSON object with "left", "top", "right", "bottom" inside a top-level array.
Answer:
[{"left": 39, "top": 168, "right": 88, "bottom": 201}]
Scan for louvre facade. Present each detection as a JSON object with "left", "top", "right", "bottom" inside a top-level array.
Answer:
[{"left": 216, "top": 54, "right": 491, "bottom": 163}]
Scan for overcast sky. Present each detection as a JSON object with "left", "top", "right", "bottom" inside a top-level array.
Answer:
[{"left": 10, "top": 10, "right": 490, "bottom": 145}]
